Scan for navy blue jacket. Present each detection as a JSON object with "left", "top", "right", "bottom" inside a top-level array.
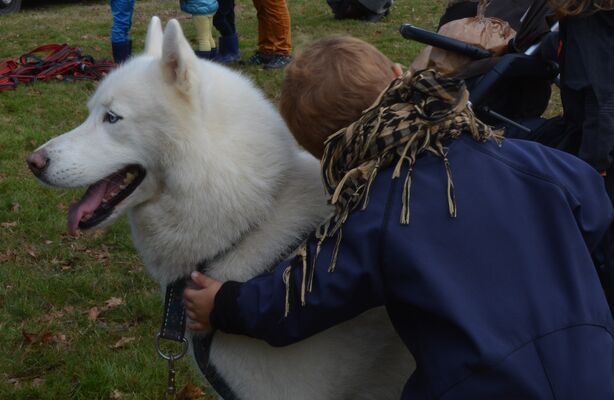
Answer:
[{"left": 212, "top": 136, "right": 614, "bottom": 399}]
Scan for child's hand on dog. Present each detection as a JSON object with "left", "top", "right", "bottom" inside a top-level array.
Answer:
[{"left": 183, "top": 272, "right": 223, "bottom": 332}]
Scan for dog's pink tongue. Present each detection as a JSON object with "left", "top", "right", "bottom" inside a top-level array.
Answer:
[{"left": 67, "top": 181, "right": 108, "bottom": 236}]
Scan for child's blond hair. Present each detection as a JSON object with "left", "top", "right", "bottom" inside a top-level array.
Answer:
[{"left": 279, "top": 36, "right": 398, "bottom": 159}]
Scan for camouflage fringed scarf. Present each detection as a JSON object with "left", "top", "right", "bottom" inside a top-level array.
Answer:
[{"left": 284, "top": 69, "right": 504, "bottom": 317}]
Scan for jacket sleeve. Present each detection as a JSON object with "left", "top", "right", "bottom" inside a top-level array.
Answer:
[
  {"left": 210, "top": 190, "right": 390, "bottom": 347},
  {"left": 550, "top": 151, "right": 614, "bottom": 251}
]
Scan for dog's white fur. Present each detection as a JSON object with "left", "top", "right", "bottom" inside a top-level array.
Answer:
[{"left": 33, "top": 17, "right": 414, "bottom": 399}]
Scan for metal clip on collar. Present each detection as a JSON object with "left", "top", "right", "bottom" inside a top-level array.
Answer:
[{"left": 156, "top": 333, "right": 188, "bottom": 398}]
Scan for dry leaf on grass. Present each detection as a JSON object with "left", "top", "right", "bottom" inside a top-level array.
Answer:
[
  {"left": 25, "top": 245, "right": 37, "bottom": 259},
  {"left": 0, "top": 249, "right": 16, "bottom": 263},
  {"left": 22, "top": 330, "right": 66, "bottom": 346},
  {"left": 177, "top": 383, "right": 205, "bottom": 400},
  {"left": 110, "top": 336, "right": 135, "bottom": 349},
  {"left": 104, "top": 297, "right": 123, "bottom": 309},
  {"left": 6, "top": 376, "right": 20, "bottom": 387},
  {"left": 31, "top": 377, "right": 45, "bottom": 387},
  {"left": 22, "top": 330, "right": 38, "bottom": 344},
  {"left": 1, "top": 221, "right": 17, "bottom": 228},
  {"left": 109, "top": 389, "right": 125, "bottom": 399},
  {"left": 87, "top": 297, "right": 124, "bottom": 321},
  {"left": 88, "top": 307, "right": 101, "bottom": 321},
  {"left": 11, "top": 202, "right": 20, "bottom": 213}
]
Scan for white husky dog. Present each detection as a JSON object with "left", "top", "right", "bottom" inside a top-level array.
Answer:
[{"left": 27, "top": 17, "right": 414, "bottom": 399}]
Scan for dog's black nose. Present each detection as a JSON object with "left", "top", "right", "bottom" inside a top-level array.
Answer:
[{"left": 26, "top": 149, "right": 49, "bottom": 177}]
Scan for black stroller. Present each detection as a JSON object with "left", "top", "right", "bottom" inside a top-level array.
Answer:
[{"left": 400, "top": 0, "right": 570, "bottom": 150}]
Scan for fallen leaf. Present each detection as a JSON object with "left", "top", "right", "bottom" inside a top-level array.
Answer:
[
  {"left": 109, "top": 389, "right": 124, "bottom": 399},
  {"left": 88, "top": 307, "right": 100, "bottom": 321},
  {"left": 40, "top": 331, "right": 54, "bottom": 344},
  {"left": 104, "top": 297, "right": 123, "bottom": 310},
  {"left": 22, "top": 330, "right": 38, "bottom": 344},
  {"left": 7, "top": 377, "right": 20, "bottom": 387},
  {"left": 31, "top": 377, "right": 45, "bottom": 387},
  {"left": 11, "top": 202, "right": 20, "bottom": 213},
  {"left": 44, "top": 240, "right": 53, "bottom": 245},
  {"left": 29, "top": 139, "right": 38, "bottom": 146},
  {"left": 1, "top": 221, "right": 17, "bottom": 228},
  {"left": 110, "top": 336, "right": 135, "bottom": 349},
  {"left": 42, "top": 309, "right": 65, "bottom": 322},
  {"left": 22, "top": 330, "right": 59, "bottom": 346},
  {"left": 57, "top": 203, "right": 68, "bottom": 211},
  {"left": 53, "top": 332, "right": 67, "bottom": 344},
  {"left": 25, "top": 245, "right": 37, "bottom": 259},
  {"left": 177, "top": 383, "right": 205, "bottom": 400},
  {"left": 0, "top": 249, "right": 16, "bottom": 263}
]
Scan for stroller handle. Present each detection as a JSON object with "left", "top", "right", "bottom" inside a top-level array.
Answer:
[{"left": 400, "top": 24, "right": 492, "bottom": 60}]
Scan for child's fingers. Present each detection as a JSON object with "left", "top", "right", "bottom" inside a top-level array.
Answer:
[
  {"left": 190, "top": 271, "right": 219, "bottom": 288},
  {"left": 183, "top": 287, "right": 200, "bottom": 302},
  {"left": 186, "top": 310, "right": 197, "bottom": 321},
  {"left": 188, "top": 321, "right": 207, "bottom": 332}
]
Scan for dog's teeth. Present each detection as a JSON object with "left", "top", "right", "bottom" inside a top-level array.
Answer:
[
  {"left": 119, "top": 183, "right": 127, "bottom": 190},
  {"left": 124, "top": 172, "right": 135, "bottom": 184}
]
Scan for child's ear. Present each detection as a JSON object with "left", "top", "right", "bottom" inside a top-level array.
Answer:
[{"left": 391, "top": 63, "right": 403, "bottom": 78}]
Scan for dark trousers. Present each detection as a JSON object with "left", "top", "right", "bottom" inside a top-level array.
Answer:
[
  {"left": 213, "top": 0, "right": 236, "bottom": 37},
  {"left": 562, "top": 85, "right": 614, "bottom": 317}
]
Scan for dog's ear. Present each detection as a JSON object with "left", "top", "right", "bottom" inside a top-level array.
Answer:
[
  {"left": 145, "top": 16, "right": 163, "bottom": 58},
  {"left": 161, "top": 19, "right": 199, "bottom": 96}
]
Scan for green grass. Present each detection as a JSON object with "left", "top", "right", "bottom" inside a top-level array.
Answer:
[
  {"left": 0, "top": 1, "right": 444, "bottom": 398},
  {"left": 0, "top": 0, "right": 562, "bottom": 398}
]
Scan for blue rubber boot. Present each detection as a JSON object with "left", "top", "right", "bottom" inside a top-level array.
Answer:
[
  {"left": 214, "top": 33, "right": 240, "bottom": 64},
  {"left": 195, "top": 50, "right": 213, "bottom": 59},
  {"left": 112, "top": 40, "right": 132, "bottom": 64}
]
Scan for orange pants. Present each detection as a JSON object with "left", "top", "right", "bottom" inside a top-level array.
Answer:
[{"left": 252, "top": 0, "right": 292, "bottom": 56}]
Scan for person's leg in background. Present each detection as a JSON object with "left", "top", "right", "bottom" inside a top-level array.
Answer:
[
  {"left": 110, "top": 0, "right": 135, "bottom": 64},
  {"left": 213, "top": 0, "right": 240, "bottom": 63},
  {"left": 193, "top": 14, "right": 217, "bottom": 59},
  {"left": 246, "top": 0, "right": 292, "bottom": 69},
  {"left": 586, "top": 89, "right": 614, "bottom": 318},
  {"left": 181, "top": 0, "right": 219, "bottom": 59}
]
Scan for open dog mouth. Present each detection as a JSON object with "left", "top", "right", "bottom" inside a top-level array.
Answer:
[{"left": 67, "top": 165, "right": 146, "bottom": 236}]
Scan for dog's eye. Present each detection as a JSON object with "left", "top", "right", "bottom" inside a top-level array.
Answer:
[{"left": 103, "top": 111, "right": 122, "bottom": 124}]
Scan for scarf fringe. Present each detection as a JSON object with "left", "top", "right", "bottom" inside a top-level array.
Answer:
[
  {"left": 282, "top": 265, "right": 292, "bottom": 318},
  {"left": 298, "top": 244, "right": 308, "bottom": 306},
  {"left": 328, "top": 228, "right": 344, "bottom": 273},
  {"left": 444, "top": 156, "right": 457, "bottom": 218},
  {"left": 401, "top": 167, "right": 413, "bottom": 225}
]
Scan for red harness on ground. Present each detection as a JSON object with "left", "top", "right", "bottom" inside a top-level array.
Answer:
[{"left": 0, "top": 44, "right": 114, "bottom": 92}]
